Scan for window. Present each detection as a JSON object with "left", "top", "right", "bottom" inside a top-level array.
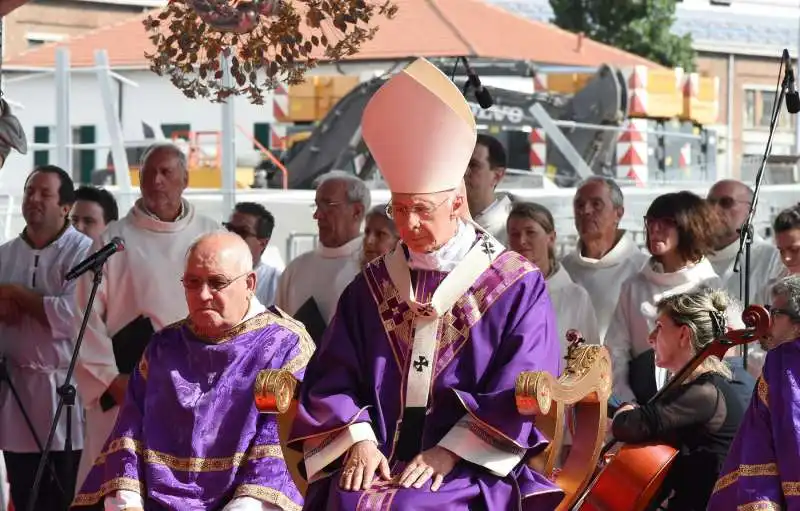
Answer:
[
  {"left": 73, "top": 126, "right": 96, "bottom": 184},
  {"left": 25, "top": 32, "right": 65, "bottom": 49},
  {"left": 743, "top": 88, "right": 793, "bottom": 131},
  {"left": 253, "top": 123, "right": 271, "bottom": 150},
  {"left": 33, "top": 126, "right": 50, "bottom": 167},
  {"left": 161, "top": 123, "right": 191, "bottom": 141}
]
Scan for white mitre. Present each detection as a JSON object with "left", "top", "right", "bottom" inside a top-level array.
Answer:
[{"left": 362, "top": 58, "right": 477, "bottom": 194}]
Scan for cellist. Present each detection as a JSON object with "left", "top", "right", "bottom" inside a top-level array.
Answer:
[{"left": 611, "top": 288, "right": 746, "bottom": 510}]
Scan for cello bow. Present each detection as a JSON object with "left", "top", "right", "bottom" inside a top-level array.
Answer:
[{"left": 571, "top": 304, "right": 772, "bottom": 511}]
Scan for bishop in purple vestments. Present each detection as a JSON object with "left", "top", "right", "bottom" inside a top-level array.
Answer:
[
  {"left": 708, "top": 275, "right": 800, "bottom": 510},
  {"left": 72, "top": 232, "right": 314, "bottom": 511},
  {"left": 287, "top": 57, "right": 564, "bottom": 511}
]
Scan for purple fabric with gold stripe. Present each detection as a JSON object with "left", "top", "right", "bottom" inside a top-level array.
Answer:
[
  {"left": 71, "top": 311, "right": 313, "bottom": 511},
  {"left": 288, "top": 250, "right": 564, "bottom": 510},
  {"left": 708, "top": 337, "right": 800, "bottom": 510}
]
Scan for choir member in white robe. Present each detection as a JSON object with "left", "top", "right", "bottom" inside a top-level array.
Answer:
[
  {"left": 74, "top": 143, "right": 219, "bottom": 491},
  {"left": 706, "top": 180, "right": 784, "bottom": 306},
  {"left": 0, "top": 166, "right": 93, "bottom": 509},
  {"left": 275, "top": 171, "right": 367, "bottom": 330},
  {"left": 561, "top": 176, "right": 648, "bottom": 339},
  {"left": 605, "top": 191, "right": 723, "bottom": 405},
  {"left": 506, "top": 202, "right": 600, "bottom": 362},
  {"left": 224, "top": 202, "right": 282, "bottom": 307},
  {"left": 361, "top": 204, "right": 399, "bottom": 267},
  {"left": 464, "top": 134, "right": 512, "bottom": 244},
  {"left": 70, "top": 186, "right": 119, "bottom": 243}
]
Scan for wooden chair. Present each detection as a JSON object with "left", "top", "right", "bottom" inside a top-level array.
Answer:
[
  {"left": 253, "top": 369, "right": 307, "bottom": 495},
  {"left": 516, "top": 336, "right": 612, "bottom": 511},
  {"left": 254, "top": 336, "right": 611, "bottom": 507}
]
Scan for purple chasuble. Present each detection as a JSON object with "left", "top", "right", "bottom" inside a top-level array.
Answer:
[
  {"left": 72, "top": 311, "right": 314, "bottom": 511},
  {"left": 288, "top": 250, "right": 564, "bottom": 510},
  {"left": 708, "top": 337, "right": 800, "bottom": 510}
]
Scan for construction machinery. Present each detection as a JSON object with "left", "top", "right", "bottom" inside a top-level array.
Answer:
[{"left": 264, "top": 60, "right": 719, "bottom": 189}]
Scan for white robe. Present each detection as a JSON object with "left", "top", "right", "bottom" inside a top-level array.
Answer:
[
  {"left": 275, "top": 236, "right": 362, "bottom": 324},
  {"left": 561, "top": 231, "right": 649, "bottom": 340},
  {"left": 473, "top": 194, "right": 512, "bottom": 245},
  {"left": 74, "top": 199, "right": 219, "bottom": 489},
  {"left": 604, "top": 257, "right": 722, "bottom": 403},
  {"left": 707, "top": 236, "right": 784, "bottom": 306},
  {"left": 546, "top": 265, "right": 600, "bottom": 365},
  {"left": 254, "top": 261, "right": 281, "bottom": 307},
  {"left": 0, "top": 225, "right": 92, "bottom": 452}
]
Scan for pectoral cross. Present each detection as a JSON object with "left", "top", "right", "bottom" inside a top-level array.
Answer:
[
  {"left": 480, "top": 234, "right": 495, "bottom": 258},
  {"left": 413, "top": 355, "right": 429, "bottom": 372}
]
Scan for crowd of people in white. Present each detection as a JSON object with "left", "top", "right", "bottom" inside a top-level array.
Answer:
[{"left": 0, "top": 133, "right": 798, "bottom": 510}]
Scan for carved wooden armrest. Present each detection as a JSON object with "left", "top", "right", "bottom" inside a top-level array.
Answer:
[
  {"left": 254, "top": 369, "right": 298, "bottom": 414},
  {"left": 515, "top": 342, "right": 612, "bottom": 511}
]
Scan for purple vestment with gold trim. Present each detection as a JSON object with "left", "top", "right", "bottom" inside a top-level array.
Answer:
[
  {"left": 71, "top": 311, "right": 314, "bottom": 511},
  {"left": 288, "top": 250, "right": 564, "bottom": 510},
  {"left": 708, "top": 337, "right": 800, "bottom": 510}
]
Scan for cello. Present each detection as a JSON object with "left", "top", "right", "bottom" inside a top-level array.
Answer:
[{"left": 571, "top": 303, "right": 772, "bottom": 511}]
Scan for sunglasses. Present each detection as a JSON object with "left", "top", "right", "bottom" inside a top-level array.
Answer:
[
  {"left": 708, "top": 196, "right": 751, "bottom": 209},
  {"left": 222, "top": 222, "right": 256, "bottom": 239}
]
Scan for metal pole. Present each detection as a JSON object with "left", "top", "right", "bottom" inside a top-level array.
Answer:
[
  {"left": 94, "top": 50, "right": 133, "bottom": 212},
  {"left": 795, "top": 7, "right": 800, "bottom": 156},
  {"left": 220, "top": 49, "right": 236, "bottom": 215},
  {"left": 55, "top": 47, "right": 72, "bottom": 172},
  {"left": 728, "top": 53, "right": 735, "bottom": 178}
]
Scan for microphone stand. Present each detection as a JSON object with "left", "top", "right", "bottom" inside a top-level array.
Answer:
[
  {"left": 732, "top": 56, "right": 789, "bottom": 371},
  {"left": 27, "top": 267, "right": 104, "bottom": 511}
]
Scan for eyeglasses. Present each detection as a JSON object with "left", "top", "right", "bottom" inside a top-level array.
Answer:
[
  {"left": 708, "top": 196, "right": 751, "bottom": 209},
  {"left": 386, "top": 196, "right": 451, "bottom": 220},
  {"left": 311, "top": 201, "right": 347, "bottom": 213},
  {"left": 643, "top": 216, "right": 676, "bottom": 230},
  {"left": 222, "top": 222, "right": 256, "bottom": 239},
  {"left": 764, "top": 304, "right": 800, "bottom": 322},
  {"left": 181, "top": 271, "right": 250, "bottom": 292}
]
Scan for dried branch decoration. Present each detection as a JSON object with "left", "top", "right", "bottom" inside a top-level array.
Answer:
[{"left": 144, "top": 0, "right": 398, "bottom": 104}]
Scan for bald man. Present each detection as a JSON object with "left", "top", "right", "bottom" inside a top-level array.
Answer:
[
  {"left": 73, "top": 232, "right": 314, "bottom": 511},
  {"left": 706, "top": 179, "right": 783, "bottom": 305}
]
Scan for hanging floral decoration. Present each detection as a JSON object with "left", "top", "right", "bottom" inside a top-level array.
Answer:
[{"left": 143, "top": 0, "right": 398, "bottom": 104}]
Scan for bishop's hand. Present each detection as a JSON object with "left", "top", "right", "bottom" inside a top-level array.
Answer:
[
  {"left": 398, "top": 445, "right": 459, "bottom": 492},
  {"left": 339, "top": 439, "right": 391, "bottom": 491}
]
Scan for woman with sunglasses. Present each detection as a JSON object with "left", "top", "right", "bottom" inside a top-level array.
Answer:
[
  {"left": 612, "top": 287, "right": 746, "bottom": 511},
  {"left": 605, "top": 191, "right": 722, "bottom": 406}
]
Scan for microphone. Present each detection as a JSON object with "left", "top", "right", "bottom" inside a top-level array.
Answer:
[
  {"left": 65, "top": 237, "right": 125, "bottom": 281},
  {"left": 460, "top": 57, "right": 493, "bottom": 109},
  {"left": 783, "top": 49, "right": 800, "bottom": 114}
]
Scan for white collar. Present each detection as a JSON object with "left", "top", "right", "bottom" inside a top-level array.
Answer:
[
  {"left": 570, "top": 230, "right": 641, "bottom": 269},
  {"left": 475, "top": 195, "right": 512, "bottom": 222},
  {"left": 316, "top": 236, "right": 362, "bottom": 259},
  {"left": 407, "top": 221, "right": 477, "bottom": 272},
  {"left": 241, "top": 296, "right": 267, "bottom": 323},
  {"left": 641, "top": 256, "right": 717, "bottom": 287},
  {"left": 708, "top": 235, "right": 767, "bottom": 262}
]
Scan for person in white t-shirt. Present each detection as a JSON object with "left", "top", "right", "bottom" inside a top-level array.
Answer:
[
  {"left": 506, "top": 201, "right": 600, "bottom": 362},
  {"left": 605, "top": 191, "right": 723, "bottom": 405}
]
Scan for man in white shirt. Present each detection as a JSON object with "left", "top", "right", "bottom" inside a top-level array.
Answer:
[
  {"left": 275, "top": 170, "right": 367, "bottom": 341},
  {"left": 706, "top": 179, "right": 784, "bottom": 306},
  {"left": 224, "top": 202, "right": 282, "bottom": 307},
  {"left": 0, "top": 165, "right": 92, "bottom": 509},
  {"left": 561, "top": 176, "right": 648, "bottom": 339},
  {"left": 73, "top": 143, "right": 219, "bottom": 491},
  {"left": 464, "top": 134, "right": 512, "bottom": 243}
]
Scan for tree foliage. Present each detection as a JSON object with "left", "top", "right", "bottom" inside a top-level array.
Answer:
[{"left": 549, "top": 0, "right": 696, "bottom": 71}]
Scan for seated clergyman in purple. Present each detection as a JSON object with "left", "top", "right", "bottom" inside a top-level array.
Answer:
[
  {"left": 287, "top": 58, "right": 564, "bottom": 510},
  {"left": 72, "top": 232, "right": 314, "bottom": 511}
]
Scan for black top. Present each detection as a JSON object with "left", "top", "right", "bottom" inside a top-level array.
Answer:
[{"left": 611, "top": 372, "right": 745, "bottom": 511}]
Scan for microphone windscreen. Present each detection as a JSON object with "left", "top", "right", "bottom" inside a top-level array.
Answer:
[
  {"left": 787, "top": 92, "right": 800, "bottom": 114},
  {"left": 475, "top": 87, "right": 493, "bottom": 109}
]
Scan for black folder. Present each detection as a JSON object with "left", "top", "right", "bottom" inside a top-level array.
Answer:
[
  {"left": 111, "top": 315, "right": 155, "bottom": 375},
  {"left": 293, "top": 298, "right": 327, "bottom": 345}
]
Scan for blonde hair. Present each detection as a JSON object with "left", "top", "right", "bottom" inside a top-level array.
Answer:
[{"left": 656, "top": 288, "right": 734, "bottom": 380}]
